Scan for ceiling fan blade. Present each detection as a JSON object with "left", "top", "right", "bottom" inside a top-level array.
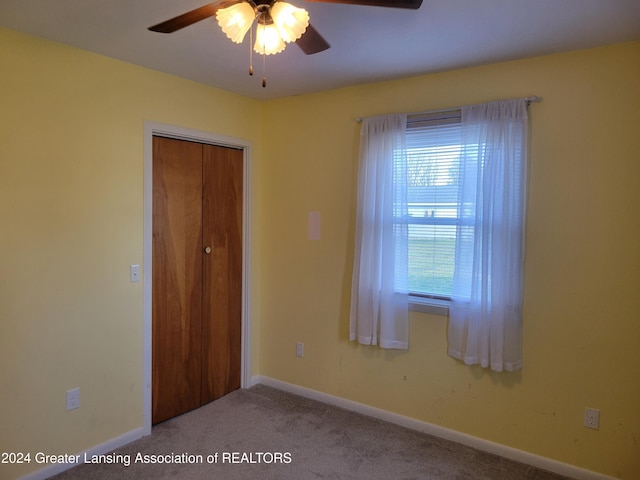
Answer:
[
  {"left": 148, "top": 1, "right": 239, "bottom": 33},
  {"left": 296, "top": 24, "right": 331, "bottom": 55},
  {"left": 306, "top": 0, "right": 422, "bottom": 9}
]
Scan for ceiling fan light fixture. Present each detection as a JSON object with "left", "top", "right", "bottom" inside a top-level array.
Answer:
[
  {"left": 270, "top": 1, "right": 310, "bottom": 43},
  {"left": 254, "top": 22, "right": 287, "bottom": 55},
  {"left": 216, "top": 2, "right": 255, "bottom": 43}
]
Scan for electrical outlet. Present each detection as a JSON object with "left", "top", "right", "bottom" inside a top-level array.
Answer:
[
  {"left": 584, "top": 407, "right": 600, "bottom": 429},
  {"left": 66, "top": 388, "right": 80, "bottom": 411},
  {"left": 296, "top": 342, "right": 304, "bottom": 358}
]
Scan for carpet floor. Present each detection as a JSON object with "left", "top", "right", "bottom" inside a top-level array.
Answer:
[{"left": 51, "top": 384, "right": 573, "bottom": 480}]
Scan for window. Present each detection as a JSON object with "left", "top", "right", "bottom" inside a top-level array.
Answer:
[
  {"left": 400, "top": 110, "right": 462, "bottom": 301},
  {"left": 351, "top": 99, "right": 528, "bottom": 369}
]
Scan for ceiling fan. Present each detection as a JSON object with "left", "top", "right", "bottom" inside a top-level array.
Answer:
[{"left": 148, "top": 0, "right": 423, "bottom": 55}]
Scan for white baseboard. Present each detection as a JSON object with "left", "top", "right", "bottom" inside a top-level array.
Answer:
[
  {"left": 19, "top": 427, "right": 147, "bottom": 480},
  {"left": 254, "top": 375, "right": 616, "bottom": 480}
]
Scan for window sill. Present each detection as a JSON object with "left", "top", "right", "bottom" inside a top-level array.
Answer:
[{"left": 409, "top": 296, "right": 450, "bottom": 316}]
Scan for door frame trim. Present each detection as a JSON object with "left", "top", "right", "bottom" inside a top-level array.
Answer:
[{"left": 143, "top": 121, "right": 252, "bottom": 434}]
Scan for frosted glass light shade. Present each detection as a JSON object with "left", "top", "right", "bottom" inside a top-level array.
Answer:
[
  {"left": 216, "top": 2, "right": 255, "bottom": 43},
  {"left": 270, "top": 1, "right": 309, "bottom": 43},
  {"left": 254, "top": 23, "right": 286, "bottom": 55}
]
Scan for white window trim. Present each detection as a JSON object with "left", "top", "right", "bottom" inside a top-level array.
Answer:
[{"left": 409, "top": 295, "right": 450, "bottom": 316}]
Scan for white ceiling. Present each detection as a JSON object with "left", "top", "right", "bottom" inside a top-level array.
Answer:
[{"left": 1, "top": 0, "right": 639, "bottom": 100}]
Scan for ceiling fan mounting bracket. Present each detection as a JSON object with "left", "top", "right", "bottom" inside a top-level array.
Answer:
[{"left": 254, "top": 2, "right": 275, "bottom": 24}]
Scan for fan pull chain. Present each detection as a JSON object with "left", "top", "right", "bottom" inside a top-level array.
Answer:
[
  {"left": 262, "top": 14, "right": 267, "bottom": 88},
  {"left": 249, "top": 22, "right": 254, "bottom": 76},
  {"left": 262, "top": 49, "right": 267, "bottom": 88},
  {"left": 261, "top": 21, "right": 267, "bottom": 88}
]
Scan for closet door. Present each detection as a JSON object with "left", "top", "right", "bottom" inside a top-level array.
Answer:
[
  {"left": 152, "top": 137, "right": 243, "bottom": 425},
  {"left": 201, "top": 144, "right": 243, "bottom": 403},
  {"left": 152, "top": 137, "right": 204, "bottom": 424}
]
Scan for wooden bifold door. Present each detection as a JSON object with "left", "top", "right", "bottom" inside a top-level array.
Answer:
[{"left": 152, "top": 136, "right": 242, "bottom": 425}]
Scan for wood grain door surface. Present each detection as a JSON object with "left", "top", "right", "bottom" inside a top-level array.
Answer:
[
  {"left": 201, "top": 143, "right": 243, "bottom": 405},
  {"left": 152, "top": 136, "right": 242, "bottom": 424}
]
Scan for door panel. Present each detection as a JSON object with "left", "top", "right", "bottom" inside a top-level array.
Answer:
[
  {"left": 152, "top": 137, "right": 204, "bottom": 424},
  {"left": 201, "top": 144, "right": 243, "bottom": 403}
]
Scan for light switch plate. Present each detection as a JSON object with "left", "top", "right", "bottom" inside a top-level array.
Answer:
[{"left": 130, "top": 264, "right": 140, "bottom": 282}]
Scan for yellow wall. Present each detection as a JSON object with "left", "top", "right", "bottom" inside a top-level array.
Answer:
[
  {"left": 0, "top": 28, "right": 262, "bottom": 479},
  {"left": 260, "top": 42, "right": 640, "bottom": 479}
]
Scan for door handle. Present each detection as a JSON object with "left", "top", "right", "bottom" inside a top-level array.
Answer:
[{"left": 204, "top": 246, "right": 212, "bottom": 254}]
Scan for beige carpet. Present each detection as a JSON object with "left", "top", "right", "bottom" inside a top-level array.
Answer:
[{"left": 51, "top": 384, "right": 573, "bottom": 480}]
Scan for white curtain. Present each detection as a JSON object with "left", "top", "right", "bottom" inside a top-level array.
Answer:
[
  {"left": 448, "top": 99, "right": 528, "bottom": 371},
  {"left": 350, "top": 114, "right": 409, "bottom": 349}
]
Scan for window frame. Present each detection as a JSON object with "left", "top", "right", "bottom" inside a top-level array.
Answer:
[{"left": 402, "top": 109, "right": 463, "bottom": 315}]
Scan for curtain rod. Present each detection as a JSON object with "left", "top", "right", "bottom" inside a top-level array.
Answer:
[{"left": 355, "top": 95, "right": 539, "bottom": 123}]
